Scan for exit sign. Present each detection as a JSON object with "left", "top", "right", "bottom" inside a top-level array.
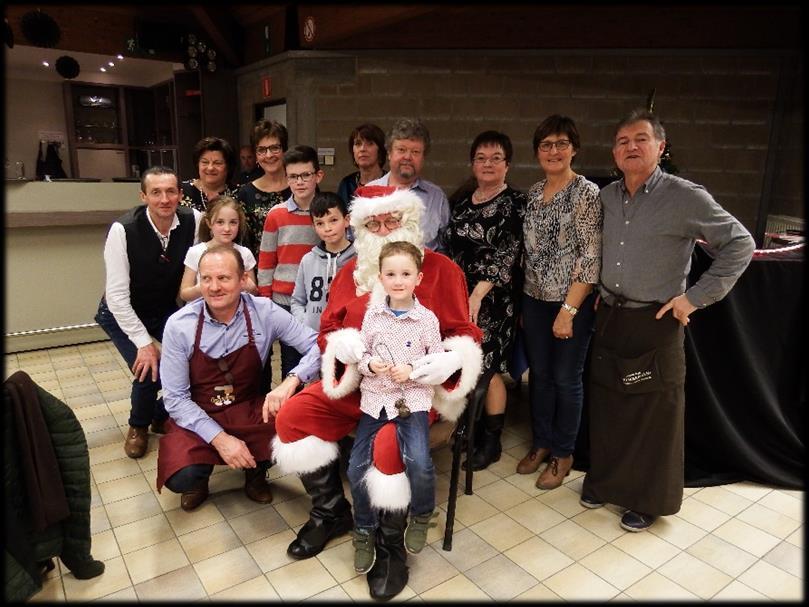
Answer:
[{"left": 262, "top": 77, "right": 272, "bottom": 98}]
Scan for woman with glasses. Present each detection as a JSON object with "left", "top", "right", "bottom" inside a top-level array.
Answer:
[
  {"left": 336, "top": 123, "right": 387, "bottom": 205},
  {"left": 442, "top": 130, "right": 526, "bottom": 471},
  {"left": 518, "top": 115, "right": 602, "bottom": 490},
  {"left": 236, "top": 120, "right": 293, "bottom": 258},
  {"left": 180, "top": 137, "right": 238, "bottom": 212}
]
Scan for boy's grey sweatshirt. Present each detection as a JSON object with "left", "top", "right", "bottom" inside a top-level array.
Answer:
[{"left": 290, "top": 241, "right": 357, "bottom": 331}]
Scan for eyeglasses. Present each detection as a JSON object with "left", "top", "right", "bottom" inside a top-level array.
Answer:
[
  {"left": 538, "top": 140, "right": 572, "bottom": 152},
  {"left": 392, "top": 146, "right": 424, "bottom": 158},
  {"left": 199, "top": 160, "right": 225, "bottom": 168},
  {"left": 473, "top": 155, "right": 506, "bottom": 165},
  {"left": 287, "top": 171, "right": 317, "bottom": 183},
  {"left": 256, "top": 144, "right": 283, "bottom": 156},
  {"left": 363, "top": 215, "right": 402, "bottom": 233}
]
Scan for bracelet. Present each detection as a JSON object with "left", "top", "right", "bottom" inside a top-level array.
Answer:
[{"left": 561, "top": 302, "right": 578, "bottom": 317}]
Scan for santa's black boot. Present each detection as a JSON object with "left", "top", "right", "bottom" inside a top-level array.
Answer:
[
  {"left": 463, "top": 413, "right": 505, "bottom": 471},
  {"left": 367, "top": 510, "right": 409, "bottom": 601},
  {"left": 287, "top": 461, "right": 353, "bottom": 559}
]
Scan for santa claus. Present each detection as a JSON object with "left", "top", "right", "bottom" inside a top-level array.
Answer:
[{"left": 272, "top": 185, "right": 482, "bottom": 600}]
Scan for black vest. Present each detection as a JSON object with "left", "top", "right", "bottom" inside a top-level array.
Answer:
[{"left": 117, "top": 205, "right": 196, "bottom": 321}]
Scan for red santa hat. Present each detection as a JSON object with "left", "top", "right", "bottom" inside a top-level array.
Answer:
[{"left": 348, "top": 185, "right": 424, "bottom": 229}]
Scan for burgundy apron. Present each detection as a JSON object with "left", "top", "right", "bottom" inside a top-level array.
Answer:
[{"left": 156, "top": 302, "right": 274, "bottom": 491}]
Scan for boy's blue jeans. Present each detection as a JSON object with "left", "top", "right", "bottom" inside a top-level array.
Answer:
[{"left": 347, "top": 409, "right": 435, "bottom": 530}]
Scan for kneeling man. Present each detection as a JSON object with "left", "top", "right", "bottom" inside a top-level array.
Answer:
[{"left": 156, "top": 245, "right": 320, "bottom": 510}]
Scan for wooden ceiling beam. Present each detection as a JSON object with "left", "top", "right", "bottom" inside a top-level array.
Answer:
[{"left": 188, "top": 6, "right": 243, "bottom": 67}]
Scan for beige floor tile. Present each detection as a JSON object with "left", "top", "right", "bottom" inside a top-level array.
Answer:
[
  {"left": 62, "top": 556, "right": 132, "bottom": 601},
  {"left": 711, "top": 579, "right": 769, "bottom": 601},
  {"left": 445, "top": 493, "right": 499, "bottom": 527},
  {"left": 62, "top": 382, "right": 102, "bottom": 398},
  {"left": 91, "top": 457, "right": 143, "bottom": 484},
  {"left": 759, "top": 489, "right": 803, "bottom": 520},
  {"left": 88, "top": 442, "right": 129, "bottom": 467},
  {"left": 29, "top": 576, "right": 66, "bottom": 602},
  {"left": 540, "top": 519, "right": 605, "bottom": 561},
  {"left": 736, "top": 502, "right": 801, "bottom": 539},
  {"left": 51, "top": 356, "right": 88, "bottom": 370},
  {"left": 712, "top": 518, "right": 781, "bottom": 557},
  {"left": 722, "top": 481, "right": 773, "bottom": 501},
  {"left": 72, "top": 402, "right": 113, "bottom": 421},
  {"left": 95, "top": 585, "right": 140, "bottom": 601},
  {"left": 211, "top": 574, "right": 280, "bottom": 600},
  {"left": 503, "top": 471, "right": 545, "bottom": 496},
  {"left": 537, "top": 484, "right": 589, "bottom": 518},
  {"left": 419, "top": 573, "right": 492, "bottom": 601},
  {"left": 485, "top": 451, "right": 520, "bottom": 478},
  {"left": 228, "top": 504, "right": 289, "bottom": 544},
  {"left": 245, "top": 529, "right": 298, "bottom": 573},
  {"left": 470, "top": 467, "right": 501, "bottom": 491},
  {"left": 211, "top": 488, "right": 270, "bottom": 519},
  {"left": 406, "top": 544, "right": 461, "bottom": 594},
  {"left": 426, "top": 508, "right": 459, "bottom": 547},
  {"left": 611, "top": 527, "right": 681, "bottom": 569},
  {"left": 136, "top": 448, "right": 159, "bottom": 473},
  {"left": 315, "top": 537, "right": 361, "bottom": 584},
  {"left": 306, "top": 584, "right": 352, "bottom": 601},
  {"left": 737, "top": 560, "right": 803, "bottom": 601},
  {"left": 762, "top": 540, "right": 803, "bottom": 579},
  {"left": 504, "top": 536, "right": 573, "bottom": 581},
  {"left": 469, "top": 512, "right": 533, "bottom": 552},
  {"left": 265, "top": 557, "right": 338, "bottom": 601},
  {"left": 85, "top": 426, "right": 127, "bottom": 449},
  {"left": 96, "top": 473, "right": 152, "bottom": 504},
  {"left": 624, "top": 571, "right": 699, "bottom": 601},
  {"left": 177, "top": 520, "right": 243, "bottom": 564},
  {"left": 675, "top": 496, "right": 732, "bottom": 532},
  {"left": 504, "top": 498, "right": 566, "bottom": 535},
  {"left": 106, "top": 398, "right": 131, "bottom": 414},
  {"left": 193, "top": 545, "right": 262, "bottom": 595},
  {"left": 90, "top": 505, "right": 111, "bottom": 535},
  {"left": 475, "top": 478, "right": 532, "bottom": 511},
  {"left": 685, "top": 533, "right": 758, "bottom": 577},
  {"left": 340, "top": 574, "right": 416, "bottom": 602},
  {"left": 273, "top": 493, "right": 312, "bottom": 529},
  {"left": 466, "top": 553, "right": 540, "bottom": 600},
  {"left": 647, "top": 513, "right": 708, "bottom": 550},
  {"left": 104, "top": 491, "right": 163, "bottom": 527},
  {"left": 165, "top": 500, "right": 224, "bottom": 535},
  {"left": 434, "top": 527, "right": 498, "bottom": 572},
  {"left": 580, "top": 543, "right": 652, "bottom": 591},
  {"left": 91, "top": 529, "right": 122, "bottom": 562},
  {"left": 689, "top": 485, "right": 754, "bottom": 516},
  {"left": 785, "top": 526, "right": 803, "bottom": 548},
  {"left": 114, "top": 512, "right": 175, "bottom": 554},
  {"left": 154, "top": 485, "right": 183, "bottom": 511},
  {"left": 513, "top": 582, "right": 563, "bottom": 601},
  {"left": 122, "top": 537, "right": 190, "bottom": 585},
  {"left": 657, "top": 551, "right": 732, "bottom": 599},
  {"left": 134, "top": 564, "right": 207, "bottom": 601},
  {"left": 570, "top": 507, "right": 626, "bottom": 542},
  {"left": 543, "top": 562, "right": 620, "bottom": 601}
]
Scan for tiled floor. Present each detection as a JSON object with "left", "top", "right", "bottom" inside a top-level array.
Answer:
[{"left": 7, "top": 341, "right": 804, "bottom": 602}]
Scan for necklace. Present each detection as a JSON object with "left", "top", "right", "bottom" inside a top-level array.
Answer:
[{"left": 472, "top": 183, "right": 507, "bottom": 204}]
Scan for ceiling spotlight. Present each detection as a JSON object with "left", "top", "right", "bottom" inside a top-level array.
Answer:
[
  {"left": 116, "top": 54, "right": 124, "bottom": 60},
  {"left": 108, "top": 61, "right": 114, "bottom": 67},
  {"left": 42, "top": 60, "right": 50, "bottom": 67},
  {"left": 100, "top": 67, "right": 107, "bottom": 72}
]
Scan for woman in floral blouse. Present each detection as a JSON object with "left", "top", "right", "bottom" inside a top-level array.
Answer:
[
  {"left": 443, "top": 130, "right": 526, "bottom": 471},
  {"left": 518, "top": 115, "right": 602, "bottom": 490}
]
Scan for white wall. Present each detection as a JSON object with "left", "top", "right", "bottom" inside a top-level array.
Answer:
[{"left": 5, "top": 76, "right": 73, "bottom": 179}]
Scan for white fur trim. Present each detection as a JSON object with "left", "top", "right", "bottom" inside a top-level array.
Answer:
[
  {"left": 271, "top": 435, "right": 339, "bottom": 475},
  {"left": 432, "top": 335, "right": 483, "bottom": 422},
  {"left": 364, "top": 466, "right": 411, "bottom": 511},
  {"left": 349, "top": 188, "right": 424, "bottom": 226},
  {"left": 321, "top": 329, "right": 363, "bottom": 399}
]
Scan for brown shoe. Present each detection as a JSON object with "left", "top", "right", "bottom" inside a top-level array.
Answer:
[
  {"left": 123, "top": 426, "right": 148, "bottom": 458},
  {"left": 181, "top": 481, "right": 209, "bottom": 511},
  {"left": 244, "top": 468, "right": 273, "bottom": 504},
  {"left": 516, "top": 447, "right": 550, "bottom": 474},
  {"left": 536, "top": 455, "right": 573, "bottom": 490},
  {"left": 149, "top": 419, "right": 167, "bottom": 434}
]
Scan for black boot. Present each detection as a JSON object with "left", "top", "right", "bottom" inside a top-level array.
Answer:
[
  {"left": 463, "top": 413, "right": 505, "bottom": 471},
  {"left": 287, "top": 461, "right": 354, "bottom": 559},
  {"left": 367, "top": 510, "right": 409, "bottom": 601}
]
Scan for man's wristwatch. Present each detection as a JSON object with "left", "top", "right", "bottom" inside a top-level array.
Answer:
[
  {"left": 285, "top": 372, "right": 298, "bottom": 381},
  {"left": 561, "top": 302, "right": 578, "bottom": 317}
]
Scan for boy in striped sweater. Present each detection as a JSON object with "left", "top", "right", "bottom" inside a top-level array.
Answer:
[{"left": 258, "top": 145, "right": 323, "bottom": 377}]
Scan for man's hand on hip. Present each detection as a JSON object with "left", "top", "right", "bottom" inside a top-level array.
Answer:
[
  {"left": 656, "top": 293, "right": 698, "bottom": 326},
  {"left": 410, "top": 350, "right": 462, "bottom": 385},
  {"left": 262, "top": 375, "right": 300, "bottom": 422},
  {"left": 211, "top": 432, "right": 256, "bottom": 469},
  {"left": 133, "top": 343, "right": 160, "bottom": 382}
]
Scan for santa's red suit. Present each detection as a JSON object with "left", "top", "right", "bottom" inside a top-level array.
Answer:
[{"left": 272, "top": 186, "right": 482, "bottom": 599}]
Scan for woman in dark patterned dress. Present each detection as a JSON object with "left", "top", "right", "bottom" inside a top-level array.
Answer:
[
  {"left": 179, "top": 137, "right": 238, "bottom": 212},
  {"left": 236, "top": 119, "right": 293, "bottom": 259},
  {"left": 443, "top": 130, "right": 526, "bottom": 471}
]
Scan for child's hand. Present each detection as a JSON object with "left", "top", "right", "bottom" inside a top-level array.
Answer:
[
  {"left": 390, "top": 363, "right": 412, "bottom": 383},
  {"left": 369, "top": 358, "right": 391, "bottom": 375}
]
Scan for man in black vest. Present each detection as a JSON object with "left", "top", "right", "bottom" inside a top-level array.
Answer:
[{"left": 95, "top": 166, "right": 202, "bottom": 459}]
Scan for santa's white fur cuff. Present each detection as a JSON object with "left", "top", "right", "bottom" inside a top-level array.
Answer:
[
  {"left": 271, "top": 435, "right": 339, "bottom": 475},
  {"left": 364, "top": 466, "right": 411, "bottom": 511},
  {"left": 322, "top": 328, "right": 363, "bottom": 399},
  {"left": 432, "top": 335, "right": 483, "bottom": 422}
]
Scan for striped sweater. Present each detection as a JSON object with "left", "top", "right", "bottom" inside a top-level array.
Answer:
[{"left": 257, "top": 198, "right": 319, "bottom": 305}]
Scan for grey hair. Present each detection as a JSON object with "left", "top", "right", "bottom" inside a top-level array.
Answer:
[
  {"left": 615, "top": 109, "right": 666, "bottom": 141},
  {"left": 386, "top": 118, "right": 431, "bottom": 155}
]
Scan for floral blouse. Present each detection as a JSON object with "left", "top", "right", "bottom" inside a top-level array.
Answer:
[
  {"left": 179, "top": 179, "right": 237, "bottom": 213},
  {"left": 235, "top": 181, "right": 293, "bottom": 260}
]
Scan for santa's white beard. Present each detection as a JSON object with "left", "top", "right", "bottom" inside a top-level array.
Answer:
[{"left": 353, "top": 224, "right": 423, "bottom": 295}]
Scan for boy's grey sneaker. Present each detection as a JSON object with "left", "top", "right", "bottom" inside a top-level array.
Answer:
[
  {"left": 352, "top": 528, "right": 376, "bottom": 573},
  {"left": 404, "top": 510, "right": 438, "bottom": 554}
]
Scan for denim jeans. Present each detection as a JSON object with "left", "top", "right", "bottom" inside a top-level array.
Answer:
[
  {"left": 521, "top": 292, "right": 596, "bottom": 457},
  {"left": 347, "top": 409, "right": 434, "bottom": 530},
  {"left": 275, "top": 302, "right": 303, "bottom": 377},
  {"left": 94, "top": 298, "right": 169, "bottom": 427}
]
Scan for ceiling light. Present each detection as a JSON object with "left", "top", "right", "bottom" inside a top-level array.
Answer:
[
  {"left": 116, "top": 54, "right": 124, "bottom": 60},
  {"left": 100, "top": 67, "right": 107, "bottom": 72},
  {"left": 42, "top": 60, "right": 50, "bottom": 67},
  {"left": 108, "top": 61, "right": 114, "bottom": 67}
]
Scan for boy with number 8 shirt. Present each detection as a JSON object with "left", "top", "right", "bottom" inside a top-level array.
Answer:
[{"left": 291, "top": 192, "right": 357, "bottom": 333}]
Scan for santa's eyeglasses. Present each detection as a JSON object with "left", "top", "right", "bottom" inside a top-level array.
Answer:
[{"left": 363, "top": 214, "right": 402, "bottom": 233}]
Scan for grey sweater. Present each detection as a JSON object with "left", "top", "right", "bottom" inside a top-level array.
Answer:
[{"left": 290, "top": 241, "right": 357, "bottom": 331}]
